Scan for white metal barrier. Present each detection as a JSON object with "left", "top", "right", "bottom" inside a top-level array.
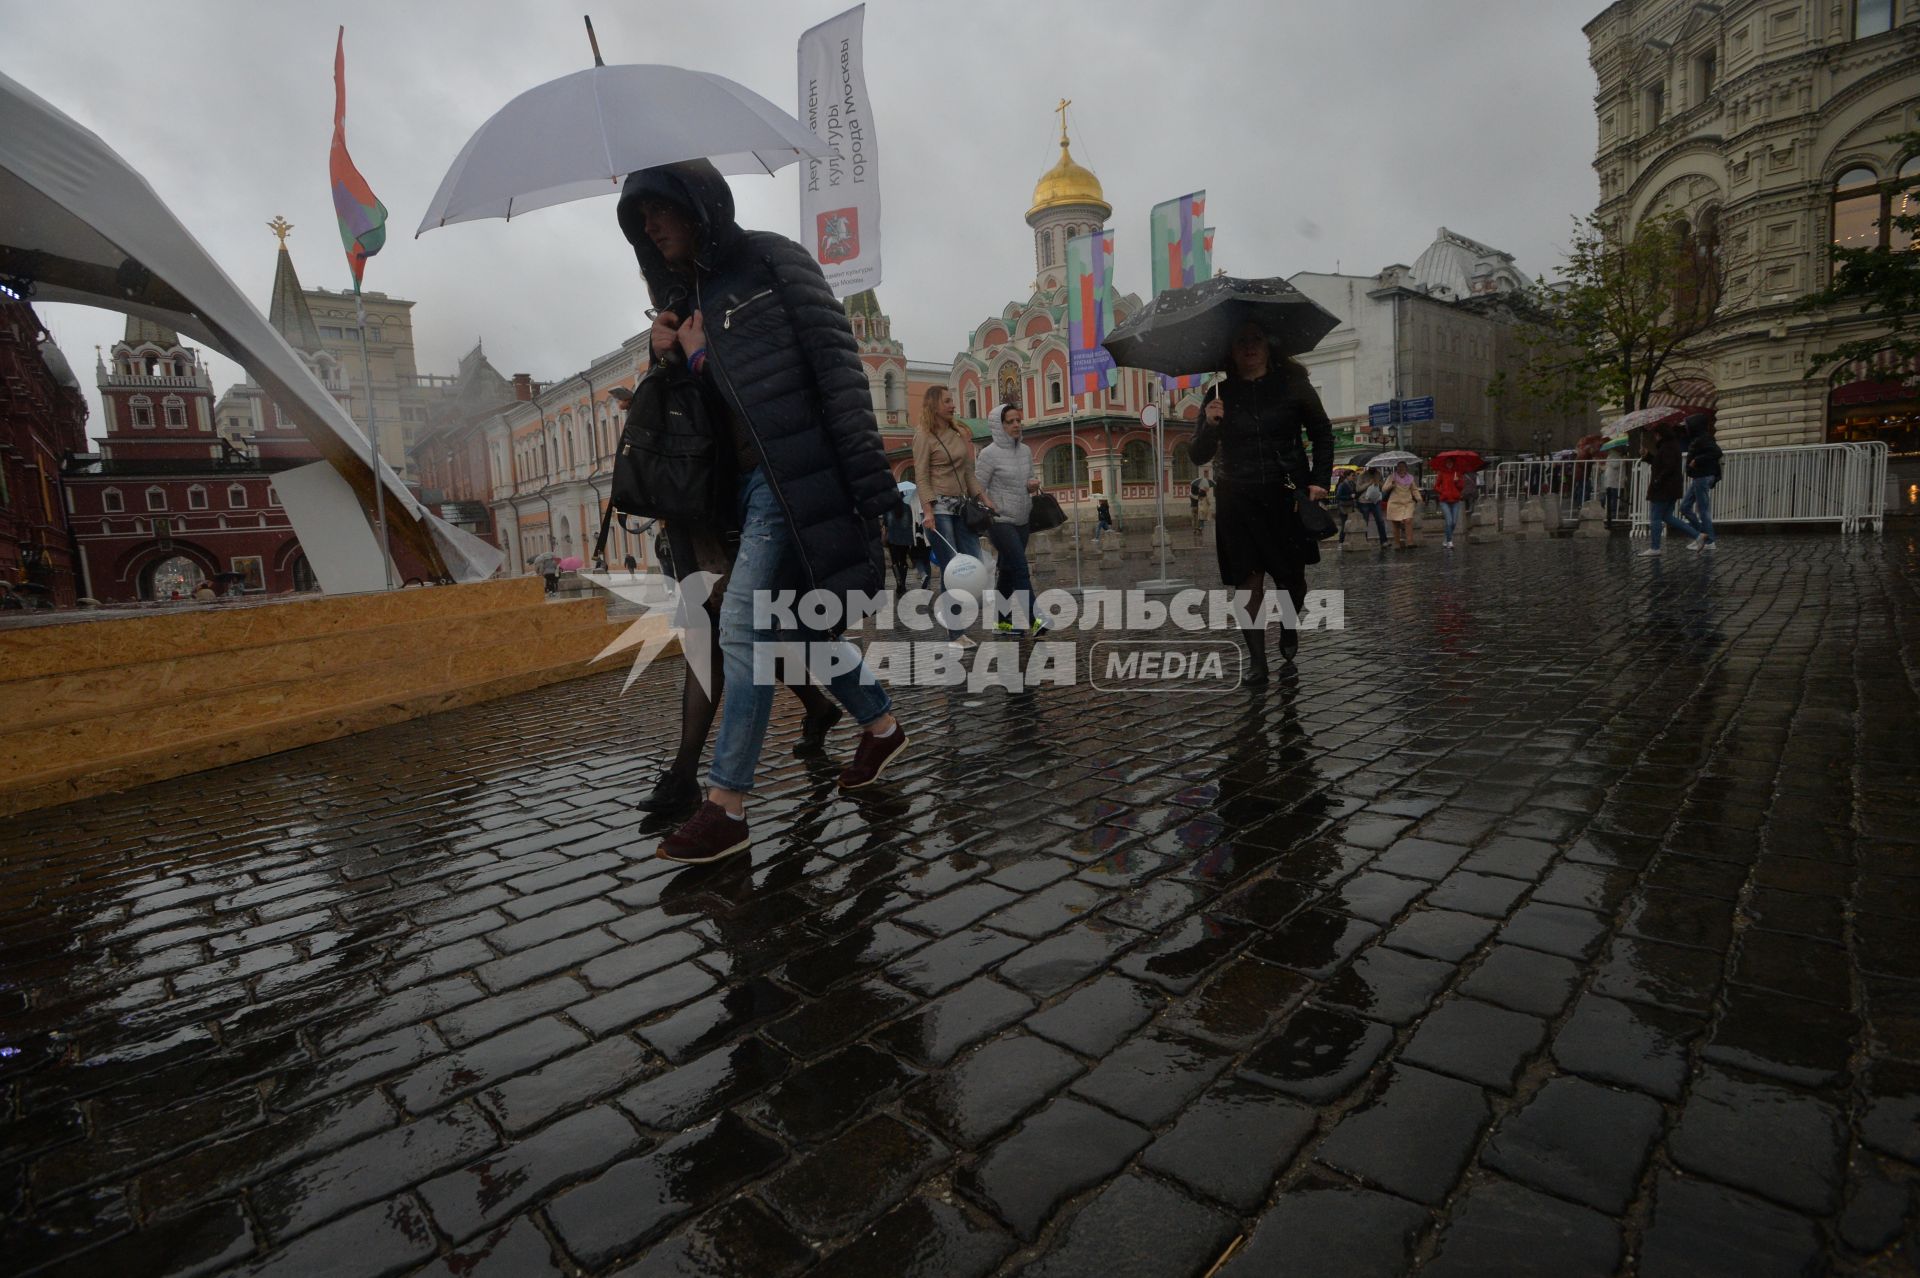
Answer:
[
  {"left": 1627, "top": 441, "right": 1888, "bottom": 535},
  {"left": 1488, "top": 460, "right": 1611, "bottom": 530}
]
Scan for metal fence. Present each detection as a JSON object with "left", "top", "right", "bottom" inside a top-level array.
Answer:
[{"left": 1626, "top": 441, "right": 1888, "bottom": 535}]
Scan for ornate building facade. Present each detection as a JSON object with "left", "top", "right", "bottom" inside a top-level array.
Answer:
[
  {"left": 0, "top": 299, "right": 88, "bottom": 607},
  {"left": 1585, "top": 0, "right": 1920, "bottom": 451}
]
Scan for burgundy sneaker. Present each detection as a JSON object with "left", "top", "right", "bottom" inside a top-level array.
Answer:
[
  {"left": 837, "top": 727, "right": 909, "bottom": 790},
  {"left": 657, "top": 800, "right": 751, "bottom": 864}
]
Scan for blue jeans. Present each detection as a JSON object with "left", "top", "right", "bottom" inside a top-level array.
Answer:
[
  {"left": 986, "top": 521, "right": 1032, "bottom": 626},
  {"left": 709, "top": 467, "right": 891, "bottom": 794},
  {"left": 1679, "top": 476, "right": 1715, "bottom": 543},
  {"left": 1647, "top": 499, "right": 1702, "bottom": 550},
  {"left": 1441, "top": 500, "right": 1462, "bottom": 541},
  {"left": 1358, "top": 503, "right": 1388, "bottom": 541},
  {"left": 931, "top": 510, "right": 981, "bottom": 638}
]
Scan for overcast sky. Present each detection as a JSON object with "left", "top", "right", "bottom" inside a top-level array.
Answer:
[{"left": 10, "top": 0, "right": 1601, "bottom": 445}]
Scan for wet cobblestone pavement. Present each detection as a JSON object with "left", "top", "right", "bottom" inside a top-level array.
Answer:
[{"left": 4, "top": 531, "right": 1918, "bottom": 1276}]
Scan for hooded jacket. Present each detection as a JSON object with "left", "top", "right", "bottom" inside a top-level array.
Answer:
[
  {"left": 1684, "top": 414, "right": 1723, "bottom": 482},
  {"left": 617, "top": 161, "right": 896, "bottom": 630},
  {"left": 1642, "top": 428, "right": 1686, "bottom": 502},
  {"left": 1189, "top": 362, "right": 1335, "bottom": 490},
  {"left": 974, "top": 404, "right": 1035, "bottom": 525}
]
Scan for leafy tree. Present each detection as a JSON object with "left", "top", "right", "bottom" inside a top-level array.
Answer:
[
  {"left": 1491, "top": 211, "right": 1722, "bottom": 416},
  {"left": 1803, "top": 132, "right": 1920, "bottom": 387}
]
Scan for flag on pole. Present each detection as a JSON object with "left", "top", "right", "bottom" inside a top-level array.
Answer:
[
  {"left": 1151, "top": 199, "right": 1216, "bottom": 392},
  {"left": 330, "top": 28, "right": 387, "bottom": 294},
  {"left": 799, "top": 5, "right": 882, "bottom": 297},
  {"left": 1150, "top": 190, "right": 1207, "bottom": 296},
  {"left": 1066, "top": 230, "right": 1117, "bottom": 395}
]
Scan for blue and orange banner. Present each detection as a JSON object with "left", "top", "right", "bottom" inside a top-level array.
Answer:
[
  {"left": 1066, "top": 229, "right": 1117, "bottom": 395},
  {"left": 1150, "top": 190, "right": 1208, "bottom": 296},
  {"left": 330, "top": 28, "right": 388, "bottom": 293}
]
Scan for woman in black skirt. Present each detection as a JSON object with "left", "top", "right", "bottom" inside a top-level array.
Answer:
[{"left": 1189, "top": 321, "right": 1335, "bottom": 683}]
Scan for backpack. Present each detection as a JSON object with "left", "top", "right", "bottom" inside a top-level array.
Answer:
[{"left": 608, "top": 363, "right": 735, "bottom": 527}]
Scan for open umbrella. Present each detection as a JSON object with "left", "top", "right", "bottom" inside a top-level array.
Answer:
[
  {"left": 1430, "top": 449, "right": 1483, "bottom": 473},
  {"left": 1099, "top": 275, "right": 1341, "bottom": 377},
  {"left": 1600, "top": 436, "right": 1632, "bottom": 452},
  {"left": 417, "top": 61, "right": 834, "bottom": 233},
  {"left": 1602, "top": 406, "right": 1684, "bottom": 440},
  {"left": 1368, "top": 449, "right": 1421, "bottom": 470}
]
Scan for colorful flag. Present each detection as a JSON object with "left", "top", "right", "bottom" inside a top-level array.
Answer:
[
  {"left": 1066, "top": 230, "right": 1117, "bottom": 395},
  {"left": 330, "top": 28, "right": 388, "bottom": 294},
  {"left": 1150, "top": 191, "right": 1208, "bottom": 297}
]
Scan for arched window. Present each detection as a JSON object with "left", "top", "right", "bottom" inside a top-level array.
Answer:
[
  {"left": 1171, "top": 442, "right": 1197, "bottom": 483},
  {"left": 996, "top": 364, "right": 1021, "bottom": 412},
  {"left": 1121, "top": 439, "right": 1155, "bottom": 482},
  {"left": 187, "top": 485, "right": 208, "bottom": 511},
  {"left": 964, "top": 393, "right": 979, "bottom": 418},
  {"left": 884, "top": 371, "right": 902, "bottom": 413},
  {"left": 1893, "top": 155, "right": 1919, "bottom": 252},
  {"left": 163, "top": 395, "right": 187, "bottom": 429},
  {"left": 102, "top": 488, "right": 124, "bottom": 513},
  {"left": 145, "top": 486, "right": 168, "bottom": 511},
  {"left": 1044, "top": 443, "right": 1088, "bottom": 488},
  {"left": 1048, "top": 376, "right": 1063, "bottom": 407},
  {"left": 130, "top": 395, "right": 154, "bottom": 428},
  {"left": 1833, "top": 167, "right": 1882, "bottom": 249},
  {"left": 228, "top": 484, "right": 248, "bottom": 509}
]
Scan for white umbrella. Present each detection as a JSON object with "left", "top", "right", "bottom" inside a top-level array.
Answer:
[
  {"left": 416, "top": 63, "right": 835, "bottom": 233},
  {"left": 1368, "top": 450, "right": 1421, "bottom": 469},
  {"left": 1602, "top": 407, "right": 1684, "bottom": 439}
]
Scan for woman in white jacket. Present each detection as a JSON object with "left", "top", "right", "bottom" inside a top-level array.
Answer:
[{"left": 975, "top": 403, "right": 1045, "bottom": 635}]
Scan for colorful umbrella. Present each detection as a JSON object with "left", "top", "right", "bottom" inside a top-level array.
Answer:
[
  {"left": 1602, "top": 407, "right": 1684, "bottom": 440},
  {"left": 1600, "top": 436, "right": 1631, "bottom": 452}
]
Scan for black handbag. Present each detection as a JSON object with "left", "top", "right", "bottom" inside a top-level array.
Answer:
[
  {"left": 959, "top": 496, "right": 993, "bottom": 535},
  {"left": 1028, "top": 492, "right": 1067, "bottom": 532},
  {"left": 609, "top": 363, "right": 734, "bottom": 527},
  {"left": 1295, "top": 490, "right": 1338, "bottom": 541}
]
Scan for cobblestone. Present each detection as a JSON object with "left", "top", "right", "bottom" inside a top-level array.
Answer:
[{"left": 2, "top": 535, "right": 1916, "bottom": 1273}]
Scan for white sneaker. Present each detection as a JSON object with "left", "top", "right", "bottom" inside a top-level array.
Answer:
[
  {"left": 1444, "top": 541, "right": 1454, "bottom": 549},
  {"left": 1638, "top": 548, "right": 1662, "bottom": 557},
  {"left": 1701, "top": 541, "right": 1715, "bottom": 552},
  {"left": 1685, "top": 537, "right": 1704, "bottom": 552},
  {"left": 948, "top": 635, "right": 977, "bottom": 650}
]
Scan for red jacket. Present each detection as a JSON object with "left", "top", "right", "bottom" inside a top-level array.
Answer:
[{"left": 1435, "top": 468, "right": 1465, "bottom": 502}]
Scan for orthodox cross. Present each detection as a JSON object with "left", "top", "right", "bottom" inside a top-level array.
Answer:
[
  {"left": 268, "top": 216, "right": 293, "bottom": 245},
  {"left": 1056, "top": 97, "right": 1071, "bottom": 145}
]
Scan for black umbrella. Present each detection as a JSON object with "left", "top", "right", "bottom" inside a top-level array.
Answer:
[{"left": 1101, "top": 275, "right": 1341, "bottom": 377}]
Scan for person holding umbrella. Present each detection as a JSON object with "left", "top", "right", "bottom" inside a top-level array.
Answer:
[
  {"left": 1356, "top": 468, "right": 1389, "bottom": 545},
  {"left": 1384, "top": 461, "right": 1420, "bottom": 549},
  {"left": 618, "top": 159, "right": 908, "bottom": 863},
  {"left": 1190, "top": 320, "right": 1335, "bottom": 680},
  {"left": 1638, "top": 419, "right": 1705, "bottom": 555},
  {"left": 1431, "top": 450, "right": 1482, "bottom": 549}
]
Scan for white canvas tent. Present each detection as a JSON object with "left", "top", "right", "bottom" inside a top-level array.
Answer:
[{"left": 0, "top": 68, "right": 503, "bottom": 587}]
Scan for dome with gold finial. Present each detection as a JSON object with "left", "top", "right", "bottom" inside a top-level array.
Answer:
[{"left": 1027, "top": 100, "right": 1110, "bottom": 221}]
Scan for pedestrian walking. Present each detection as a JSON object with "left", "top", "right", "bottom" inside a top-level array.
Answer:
[
  {"left": 883, "top": 500, "right": 914, "bottom": 593},
  {"left": 1435, "top": 463, "right": 1465, "bottom": 549},
  {"left": 1461, "top": 468, "right": 1479, "bottom": 516},
  {"left": 1678, "top": 412, "right": 1721, "bottom": 552},
  {"left": 909, "top": 532, "right": 932, "bottom": 589},
  {"left": 1095, "top": 498, "right": 1113, "bottom": 545},
  {"left": 913, "top": 385, "right": 992, "bottom": 647},
  {"left": 1385, "top": 462, "right": 1420, "bottom": 548},
  {"left": 975, "top": 403, "right": 1046, "bottom": 635},
  {"left": 1189, "top": 320, "right": 1335, "bottom": 680},
  {"left": 532, "top": 549, "right": 560, "bottom": 594},
  {"left": 623, "top": 551, "right": 638, "bottom": 577},
  {"left": 1602, "top": 451, "right": 1626, "bottom": 525},
  {"left": 1356, "top": 468, "right": 1389, "bottom": 545},
  {"left": 1189, "top": 471, "right": 1212, "bottom": 537},
  {"left": 1333, "top": 471, "right": 1358, "bottom": 544},
  {"left": 1637, "top": 421, "right": 1705, "bottom": 555},
  {"left": 617, "top": 159, "right": 909, "bottom": 864}
]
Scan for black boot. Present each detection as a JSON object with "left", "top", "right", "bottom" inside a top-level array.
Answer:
[
  {"left": 636, "top": 768, "right": 701, "bottom": 814},
  {"left": 1278, "top": 626, "right": 1299, "bottom": 665},
  {"left": 1241, "top": 628, "right": 1269, "bottom": 686},
  {"left": 798, "top": 702, "right": 844, "bottom": 752}
]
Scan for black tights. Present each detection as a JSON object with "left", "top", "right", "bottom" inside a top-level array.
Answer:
[{"left": 665, "top": 602, "right": 833, "bottom": 781}]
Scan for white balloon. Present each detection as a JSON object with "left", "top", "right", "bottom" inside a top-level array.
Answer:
[{"left": 940, "top": 554, "right": 991, "bottom": 597}]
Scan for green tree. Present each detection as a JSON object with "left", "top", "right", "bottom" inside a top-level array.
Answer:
[
  {"left": 1803, "top": 133, "right": 1920, "bottom": 387},
  {"left": 1491, "top": 211, "right": 1722, "bottom": 416}
]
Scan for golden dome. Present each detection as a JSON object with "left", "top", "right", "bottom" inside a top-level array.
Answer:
[{"left": 1028, "top": 101, "right": 1110, "bottom": 220}]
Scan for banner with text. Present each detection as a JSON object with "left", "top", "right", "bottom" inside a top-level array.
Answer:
[
  {"left": 799, "top": 5, "right": 880, "bottom": 297},
  {"left": 1067, "top": 229, "right": 1117, "bottom": 394}
]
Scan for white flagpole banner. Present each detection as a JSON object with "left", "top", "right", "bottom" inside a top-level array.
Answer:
[{"left": 799, "top": 4, "right": 881, "bottom": 297}]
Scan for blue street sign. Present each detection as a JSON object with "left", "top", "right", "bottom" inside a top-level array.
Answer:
[
  {"left": 1400, "top": 396, "right": 1436, "bottom": 421},
  {"left": 1368, "top": 401, "right": 1395, "bottom": 426}
]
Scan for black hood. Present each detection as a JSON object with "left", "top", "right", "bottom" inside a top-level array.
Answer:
[{"left": 616, "top": 159, "right": 742, "bottom": 311}]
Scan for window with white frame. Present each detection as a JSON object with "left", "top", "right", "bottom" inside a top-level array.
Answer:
[
  {"left": 187, "top": 485, "right": 208, "bottom": 510},
  {"left": 146, "top": 486, "right": 168, "bottom": 511},
  {"left": 267, "top": 485, "right": 280, "bottom": 507},
  {"left": 228, "top": 484, "right": 248, "bottom": 508},
  {"left": 163, "top": 396, "right": 187, "bottom": 428},
  {"left": 131, "top": 395, "right": 154, "bottom": 428},
  {"left": 102, "top": 488, "right": 124, "bottom": 513}
]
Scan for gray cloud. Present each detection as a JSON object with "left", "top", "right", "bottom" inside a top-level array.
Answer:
[{"left": 9, "top": 0, "right": 1600, "bottom": 444}]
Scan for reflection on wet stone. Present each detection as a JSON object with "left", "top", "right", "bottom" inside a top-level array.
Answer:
[
  {"left": 1315, "top": 1065, "right": 1490, "bottom": 1204},
  {"left": 1667, "top": 1066, "right": 1845, "bottom": 1213},
  {"left": 761, "top": 1113, "right": 947, "bottom": 1238},
  {"left": 608, "top": 1198, "right": 812, "bottom": 1278},
  {"left": 1638, "top": 1172, "right": 1823, "bottom": 1278},
  {"left": 746, "top": 1044, "right": 919, "bottom": 1144},
  {"left": 1420, "top": 1177, "right": 1622, "bottom": 1278},
  {"left": 903, "top": 1032, "right": 1083, "bottom": 1146},
  {"left": 1250, "top": 909, "right": 1380, "bottom": 979},
  {"left": 1141, "top": 1080, "right": 1315, "bottom": 1212},
  {"left": 1024, "top": 974, "right": 1162, "bottom": 1057},
  {"left": 1241, "top": 1005, "right": 1392, "bottom": 1103},
  {"left": 957, "top": 1097, "right": 1150, "bottom": 1241},
  {"left": 1315, "top": 944, "right": 1453, "bottom": 1025},
  {"left": 616, "top": 1037, "right": 789, "bottom": 1131},
  {"left": 1162, "top": 955, "right": 1312, "bottom": 1046},
  {"left": 1481, "top": 1077, "right": 1663, "bottom": 1214},
  {"left": 808, "top": 1195, "right": 1012, "bottom": 1278},
  {"left": 1218, "top": 1178, "right": 1431, "bottom": 1278},
  {"left": 1551, "top": 994, "right": 1701, "bottom": 1101},
  {"left": 1458, "top": 944, "right": 1582, "bottom": 1018},
  {"left": 635, "top": 978, "right": 798, "bottom": 1063},
  {"left": 1017, "top": 1172, "right": 1236, "bottom": 1278}
]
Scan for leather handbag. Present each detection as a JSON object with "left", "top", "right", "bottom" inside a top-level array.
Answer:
[
  {"left": 959, "top": 496, "right": 994, "bottom": 535},
  {"left": 1295, "top": 490, "right": 1338, "bottom": 541},
  {"left": 609, "top": 363, "right": 734, "bottom": 527},
  {"left": 1027, "top": 492, "right": 1067, "bottom": 533}
]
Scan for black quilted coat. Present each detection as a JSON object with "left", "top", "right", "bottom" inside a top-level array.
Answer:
[{"left": 618, "top": 161, "right": 896, "bottom": 633}]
